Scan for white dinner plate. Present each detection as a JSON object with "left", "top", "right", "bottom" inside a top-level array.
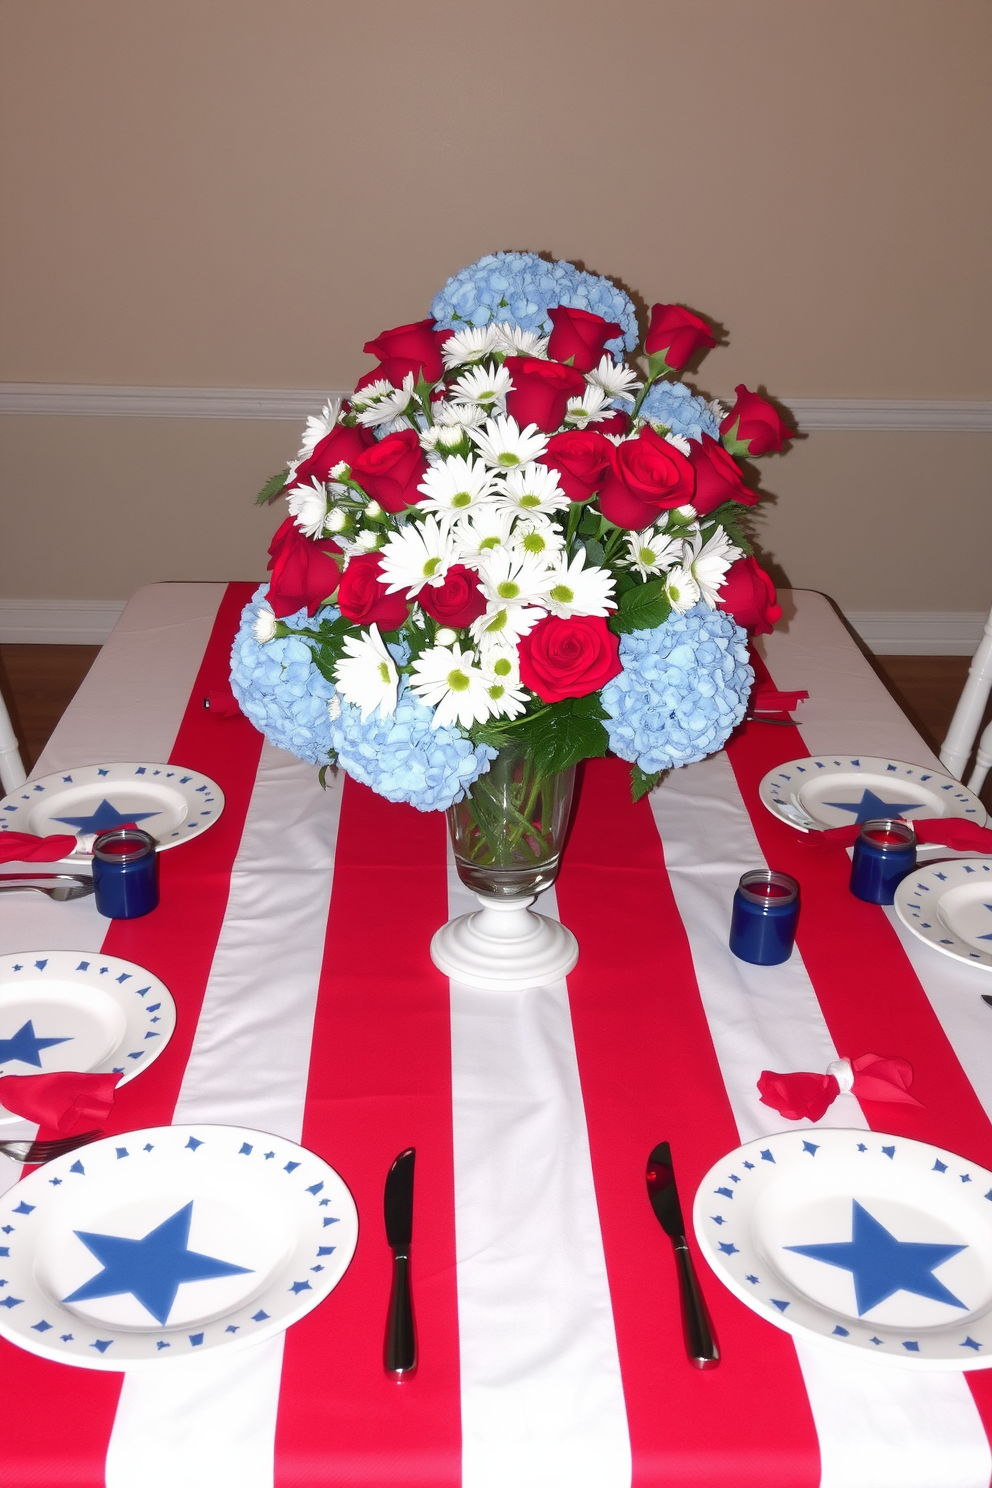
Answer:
[
  {"left": 894, "top": 858, "right": 992, "bottom": 974},
  {"left": 0, "top": 762, "right": 225, "bottom": 863},
  {"left": 0, "top": 1123, "right": 358, "bottom": 1369},
  {"left": 693, "top": 1129, "right": 992, "bottom": 1369},
  {"left": 0, "top": 951, "right": 176, "bottom": 1122},
  {"left": 758, "top": 755, "right": 987, "bottom": 833}
]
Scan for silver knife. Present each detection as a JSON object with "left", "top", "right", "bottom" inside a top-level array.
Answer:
[
  {"left": 383, "top": 1147, "right": 417, "bottom": 1378},
  {"left": 646, "top": 1141, "right": 719, "bottom": 1369}
]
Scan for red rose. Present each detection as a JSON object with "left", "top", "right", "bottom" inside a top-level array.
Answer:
[
  {"left": 597, "top": 426, "right": 695, "bottom": 529},
  {"left": 336, "top": 554, "right": 409, "bottom": 630},
  {"left": 286, "top": 423, "right": 374, "bottom": 493},
  {"left": 716, "top": 556, "right": 782, "bottom": 636},
  {"left": 720, "top": 385, "right": 794, "bottom": 457},
  {"left": 518, "top": 614, "right": 621, "bottom": 703},
  {"left": 537, "top": 429, "right": 612, "bottom": 501},
  {"left": 266, "top": 517, "right": 342, "bottom": 618},
  {"left": 349, "top": 430, "right": 429, "bottom": 513},
  {"left": 362, "top": 319, "right": 445, "bottom": 385},
  {"left": 417, "top": 564, "right": 487, "bottom": 628},
  {"left": 595, "top": 410, "right": 630, "bottom": 438},
  {"left": 688, "top": 433, "right": 760, "bottom": 516},
  {"left": 644, "top": 304, "right": 716, "bottom": 373},
  {"left": 504, "top": 357, "right": 586, "bottom": 433},
  {"left": 546, "top": 306, "right": 622, "bottom": 373}
]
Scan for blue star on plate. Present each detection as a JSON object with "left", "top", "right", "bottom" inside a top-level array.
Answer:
[
  {"left": 976, "top": 905, "right": 992, "bottom": 942},
  {"left": 821, "top": 788, "right": 923, "bottom": 826},
  {"left": 52, "top": 799, "right": 160, "bottom": 834},
  {"left": 785, "top": 1201, "right": 967, "bottom": 1316},
  {"left": 0, "top": 1019, "right": 71, "bottom": 1069},
  {"left": 62, "top": 1201, "right": 252, "bottom": 1326}
]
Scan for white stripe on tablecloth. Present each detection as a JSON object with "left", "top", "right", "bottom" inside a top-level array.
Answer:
[
  {"left": 106, "top": 746, "right": 344, "bottom": 1488},
  {"left": 447, "top": 859, "right": 631, "bottom": 1488},
  {"left": 647, "top": 752, "right": 991, "bottom": 1488}
]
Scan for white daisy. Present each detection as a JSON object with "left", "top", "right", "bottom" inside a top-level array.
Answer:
[
  {"left": 440, "top": 324, "right": 501, "bottom": 369},
  {"left": 434, "top": 399, "right": 488, "bottom": 428},
  {"left": 451, "top": 503, "right": 516, "bottom": 564},
  {"left": 435, "top": 627, "right": 459, "bottom": 646},
  {"left": 586, "top": 355, "right": 640, "bottom": 403},
  {"left": 410, "top": 643, "right": 495, "bottom": 730},
  {"left": 327, "top": 693, "right": 342, "bottom": 722},
  {"left": 350, "top": 378, "right": 392, "bottom": 410},
  {"left": 543, "top": 549, "right": 616, "bottom": 618},
  {"left": 354, "top": 528, "right": 385, "bottom": 553},
  {"left": 286, "top": 478, "right": 328, "bottom": 539},
  {"left": 417, "top": 454, "right": 497, "bottom": 518},
  {"left": 324, "top": 506, "right": 349, "bottom": 534},
  {"left": 708, "top": 397, "right": 727, "bottom": 423},
  {"left": 377, "top": 515, "right": 456, "bottom": 597},
  {"left": 421, "top": 423, "right": 469, "bottom": 456},
  {"left": 496, "top": 461, "right": 570, "bottom": 516},
  {"left": 333, "top": 625, "right": 398, "bottom": 722},
  {"left": 469, "top": 602, "right": 545, "bottom": 648},
  {"left": 665, "top": 432, "right": 692, "bottom": 458},
  {"left": 492, "top": 323, "right": 550, "bottom": 359},
  {"left": 509, "top": 514, "right": 565, "bottom": 563},
  {"left": 564, "top": 384, "right": 614, "bottom": 428},
  {"left": 476, "top": 547, "right": 554, "bottom": 609},
  {"left": 481, "top": 648, "right": 529, "bottom": 720},
  {"left": 253, "top": 605, "right": 277, "bottom": 643},
  {"left": 449, "top": 362, "right": 513, "bottom": 414},
  {"left": 296, "top": 398, "right": 342, "bottom": 459},
  {"left": 689, "top": 526, "right": 741, "bottom": 607},
  {"left": 665, "top": 566, "right": 701, "bottom": 613},
  {"left": 621, "top": 527, "right": 683, "bottom": 579},
  {"left": 469, "top": 414, "right": 548, "bottom": 469},
  {"left": 354, "top": 373, "right": 418, "bottom": 428}
]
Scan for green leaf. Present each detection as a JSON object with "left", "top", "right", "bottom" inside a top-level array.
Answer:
[
  {"left": 578, "top": 507, "right": 601, "bottom": 537},
  {"left": 530, "top": 713, "right": 609, "bottom": 776},
  {"left": 631, "top": 764, "right": 663, "bottom": 802},
  {"left": 570, "top": 693, "right": 608, "bottom": 721},
  {"left": 255, "top": 467, "right": 291, "bottom": 506},
  {"left": 609, "top": 578, "right": 672, "bottom": 635},
  {"left": 582, "top": 537, "right": 606, "bottom": 567}
]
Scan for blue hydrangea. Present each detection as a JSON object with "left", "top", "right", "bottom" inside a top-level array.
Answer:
[
  {"left": 329, "top": 683, "right": 496, "bottom": 812},
  {"left": 431, "top": 251, "right": 638, "bottom": 360},
  {"left": 601, "top": 605, "right": 753, "bottom": 774},
  {"left": 638, "top": 381, "right": 721, "bottom": 442},
  {"left": 230, "top": 586, "right": 338, "bottom": 766}
]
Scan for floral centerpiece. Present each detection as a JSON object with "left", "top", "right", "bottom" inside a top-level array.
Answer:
[{"left": 231, "top": 252, "right": 792, "bottom": 983}]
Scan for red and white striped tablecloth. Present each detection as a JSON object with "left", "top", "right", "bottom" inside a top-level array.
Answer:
[{"left": 3, "top": 582, "right": 992, "bottom": 1488}]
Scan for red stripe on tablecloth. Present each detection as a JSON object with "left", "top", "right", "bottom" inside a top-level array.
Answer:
[
  {"left": 0, "top": 582, "right": 264, "bottom": 1488},
  {"left": 556, "top": 757, "right": 821, "bottom": 1488},
  {"left": 728, "top": 648, "right": 992, "bottom": 1436},
  {"left": 276, "top": 780, "right": 462, "bottom": 1487}
]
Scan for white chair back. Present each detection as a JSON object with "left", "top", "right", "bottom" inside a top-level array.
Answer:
[
  {"left": 0, "top": 683, "right": 27, "bottom": 791},
  {"left": 940, "top": 603, "right": 992, "bottom": 794}
]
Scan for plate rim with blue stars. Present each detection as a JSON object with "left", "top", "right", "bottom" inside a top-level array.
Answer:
[
  {"left": 0, "top": 950, "right": 176, "bottom": 1121},
  {"left": 0, "top": 1123, "right": 359, "bottom": 1369},
  {"left": 757, "top": 755, "right": 987, "bottom": 834},
  {"left": 894, "top": 857, "right": 992, "bottom": 975},
  {"left": 0, "top": 762, "right": 226, "bottom": 862},
  {"left": 692, "top": 1128, "right": 992, "bottom": 1369}
]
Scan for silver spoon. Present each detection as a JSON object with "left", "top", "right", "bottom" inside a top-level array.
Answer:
[{"left": 0, "top": 876, "right": 93, "bottom": 901}]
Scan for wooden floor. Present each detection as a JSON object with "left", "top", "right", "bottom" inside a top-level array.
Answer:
[{"left": 0, "top": 644, "right": 990, "bottom": 805}]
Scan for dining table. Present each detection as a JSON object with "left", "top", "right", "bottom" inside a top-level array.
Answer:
[{"left": 2, "top": 579, "right": 992, "bottom": 1488}]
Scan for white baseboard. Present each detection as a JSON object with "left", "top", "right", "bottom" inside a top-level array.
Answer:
[
  {"left": 843, "top": 610, "right": 987, "bottom": 655},
  {"left": 0, "top": 599, "right": 126, "bottom": 644}
]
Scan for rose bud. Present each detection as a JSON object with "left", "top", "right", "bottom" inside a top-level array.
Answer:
[
  {"left": 362, "top": 319, "right": 446, "bottom": 385},
  {"left": 336, "top": 553, "right": 409, "bottom": 630},
  {"left": 537, "top": 429, "right": 613, "bottom": 501},
  {"left": 597, "top": 426, "right": 695, "bottom": 529},
  {"left": 504, "top": 356, "right": 586, "bottom": 433},
  {"left": 595, "top": 410, "right": 630, "bottom": 438},
  {"left": 546, "top": 306, "right": 622, "bottom": 373},
  {"left": 266, "top": 517, "right": 343, "bottom": 618},
  {"left": 644, "top": 304, "right": 716, "bottom": 374},
  {"left": 417, "top": 564, "right": 487, "bottom": 629},
  {"left": 716, "top": 555, "right": 782, "bottom": 635},
  {"left": 688, "top": 434, "right": 760, "bottom": 516},
  {"left": 720, "top": 386, "right": 794, "bottom": 457},
  {"left": 349, "top": 430, "right": 429, "bottom": 513},
  {"left": 286, "top": 423, "right": 375, "bottom": 494},
  {"left": 517, "top": 614, "right": 622, "bottom": 703}
]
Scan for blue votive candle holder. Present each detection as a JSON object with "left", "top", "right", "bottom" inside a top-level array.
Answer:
[
  {"left": 92, "top": 827, "right": 159, "bottom": 919},
  {"left": 849, "top": 817, "right": 917, "bottom": 905},
  {"left": 729, "top": 869, "right": 800, "bottom": 965}
]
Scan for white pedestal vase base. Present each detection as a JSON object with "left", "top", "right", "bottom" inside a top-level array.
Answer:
[{"left": 430, "top": 893, "right": 579, "bottom": 991}]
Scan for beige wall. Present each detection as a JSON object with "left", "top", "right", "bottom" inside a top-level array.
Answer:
[{"left": 1, "top": 0, "right": 989, "bottom": 610}]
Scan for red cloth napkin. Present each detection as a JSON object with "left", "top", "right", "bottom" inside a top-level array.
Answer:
[
  {"left": 795, "top": 818, "right": 992, "bottom": 853},
  {"left": 0, "top": 1071, "right": 121, "bottom": 1135},
  {"left": 758, "top": 1054, "right": 923, "bottom": 1122},
  {"left": 203, "top": 686, "right": 241, "bottom": 718},
  {"left": 0, "top": 831, "right": 78, "bottom": 864},
  {"left": 750, "top": 683, "right": 809, "bottom": 713}
]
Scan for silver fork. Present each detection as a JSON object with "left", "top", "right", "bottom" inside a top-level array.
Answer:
[
  {"left": 0, "top": 1130, "right": 101, "bottom": 1164},
  {"left": 0, "top": 875, "right": 93, "bottom": 901}
]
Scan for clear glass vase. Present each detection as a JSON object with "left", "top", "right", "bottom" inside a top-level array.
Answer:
[{"left": 447, "top": 739, "right": 576, "bottom": 899}]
